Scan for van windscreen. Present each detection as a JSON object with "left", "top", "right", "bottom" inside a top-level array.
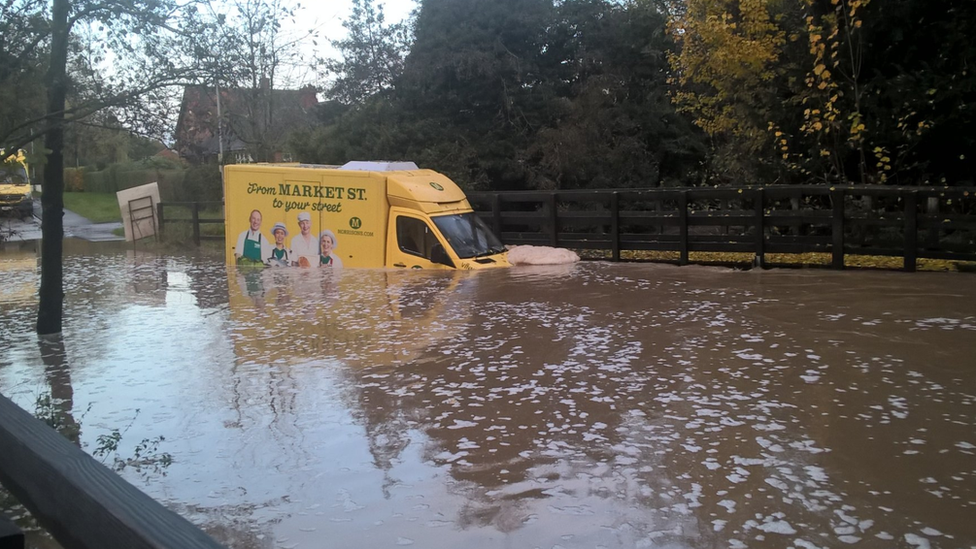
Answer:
[
  {"left": 432, "top": 213, "right": 505, "bottom": 259},
  {"left": 1, "top": 165, "right": 27, "bottom": 184}
]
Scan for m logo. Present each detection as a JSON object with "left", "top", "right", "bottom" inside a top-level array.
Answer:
[
  {"left": 429, "top": 181, "right": 444, "bottom": 191},
  {"left": 349, "top": 217, "right": 362, "bottom": 229}
]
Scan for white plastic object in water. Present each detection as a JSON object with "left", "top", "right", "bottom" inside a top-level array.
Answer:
[{"left": 506, "top": 245, "right": 580, "bottom": 265}]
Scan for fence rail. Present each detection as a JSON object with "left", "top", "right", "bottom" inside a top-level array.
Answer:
[
  {"left": 468, "top": 185, "right": 976, "bottom": 271},
  {"left": 157, "top": 201, "right": 224, "bottom": 246}
]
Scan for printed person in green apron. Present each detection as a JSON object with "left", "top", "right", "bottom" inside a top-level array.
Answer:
[
  {"left": 235, "top": 209, "right": 271, "bottom": 266},
  {"left": 267, "top": 222, "right": 291, "bottom": 267}
]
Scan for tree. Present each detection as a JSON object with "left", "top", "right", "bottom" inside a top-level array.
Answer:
[
  {"left": 183, "top": 0, "right": 315, "bottom": 163},
  {"left": 793, "top": 0, "right": 874, "bottom": 183},
  {"left": 667, "top": 0, "right": 798, "bottom": 183},
  {"left": 668, "top": 0, "right": 976, "bottom": 186},
  {"left": 0, "top": 0, "right": 49, "bottom": 156},
  {"left": 528, "top": 0, "right": 703, "bottom": 189},
  {"left": 387, "top": 0, "right": 556, "bottom": 189},
  {"left": 22, "top": 0, "right": 203, "bottom": 334},
  {"left": 296, "top": 0, "right": 556, "bottom": 188},
  {"left": 1, "top": 0, "right": 316, "bottom": 333},
  {"left": 323, "top": 0, "right": 412, "bottom": 105},
  {"left": 855, "top": 0, "right": 976, "bottom": 185},
  {"left": 297, "top": 0, "right": 703, "bottom": 190}
]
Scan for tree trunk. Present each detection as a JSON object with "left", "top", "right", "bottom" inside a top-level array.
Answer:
[{"left": 37, "top": 0, "right": 69, "bottom": 335}]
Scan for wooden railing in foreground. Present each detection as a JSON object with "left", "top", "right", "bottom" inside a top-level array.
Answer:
[
  {"left": 0, "top": 513, "right": 23, "bottom": 549},
  {"left": 0, "top": 394, "right": 226, "bottom": 549},
  {"left": 469, "top": 185, "right": 976, "bottom": 271}
]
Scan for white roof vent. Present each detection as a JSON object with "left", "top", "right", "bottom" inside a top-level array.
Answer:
[{"left": 340, "top": 161, "right": 419, "bottom": 172}]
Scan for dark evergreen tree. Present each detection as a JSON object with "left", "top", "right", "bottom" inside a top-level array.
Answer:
[
  {"left": 529, "top": 0, "right": 704, "bottom": 188},
  {"left": 859, "top": 0, "right": 976, "bottom": 184}
]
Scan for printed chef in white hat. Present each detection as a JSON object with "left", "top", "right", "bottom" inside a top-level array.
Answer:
[
  {"left": 318, "top": 229, "right": 343, "bottom": 269},
  {"left": 290, "top": 211, "right": 318, "bottom": 267}
]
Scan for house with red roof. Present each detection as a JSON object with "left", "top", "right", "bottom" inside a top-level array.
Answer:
[{"left": 174, "top": 79, "right": 318, "bottom": 164}]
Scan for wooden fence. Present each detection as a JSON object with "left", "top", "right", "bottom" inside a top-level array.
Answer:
[
  {"left": 468, "top": 185, "right": 976, "bottom": 271},
  {"left": 156, "top": 185, "right": 976, "bottom": 271},
  {"left": 157, "top": 202, "right": 224, "bottom": 246},
  {"left": 0, "top": 394, "right": 226, "bottom": 549}
]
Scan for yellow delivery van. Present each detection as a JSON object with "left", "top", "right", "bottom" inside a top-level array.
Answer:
[
  {"left": 223, "top": 161, "right": 510, "bottom": 270},
  {"left": 0, "top": 149, "right": 32, "bottom": 218}
]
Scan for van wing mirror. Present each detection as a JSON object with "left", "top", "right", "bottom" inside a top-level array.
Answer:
[{"left": 430, "top": 243, "right": 454, "bottom": 268}]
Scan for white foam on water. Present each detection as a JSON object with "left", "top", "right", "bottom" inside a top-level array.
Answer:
[
  {"left": 718, "top": 499, "right": 737, "bottom": 512},
  {"left": 757, "top": 520, "right": 796, "bottom": 535},
  {"left": 904, "top": 533, "right": 932, "bottom": 549}
]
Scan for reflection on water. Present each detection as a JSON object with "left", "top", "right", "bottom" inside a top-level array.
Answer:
[{"left": 1, "top": 246, "right": 975, "bottom": 548}]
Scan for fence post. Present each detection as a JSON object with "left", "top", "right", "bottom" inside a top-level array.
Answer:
[
  {"left": 191, "top": 202, "right": 200, "bottom": 246},
  {"left": 610, "top": 192, "right": 620, "bottom": 261},
  {"left": 904, "top": 191, "right": 918, "bottom": 272},
  {"left": 678, "top": 191, "right": 689, "bottom": 265},
  {"left": 753, "top": 188, "right": 765, "bottom": 269},
  {"left": 548, "top": 193, "right": 558, "bottom": 247},
  {"left": 925, "top": 196, "right": 940, "bottom": 249},
  {"left": 492, "top": 193, "right": 502, "bottom": 238},
  {"left": 831, "top": 188, "right": 845, "bottom": 269},
  {"left": 157, "top": 203, "right": 165, "bottom": 239}
]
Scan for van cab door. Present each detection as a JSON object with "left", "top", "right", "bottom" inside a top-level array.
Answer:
[{"left": 386, "top": 208, "right": 456, "bottom": 270}]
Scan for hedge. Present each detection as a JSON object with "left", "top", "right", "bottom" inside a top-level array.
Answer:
[{"left": 72, "top": 162, "right": 224, "bottom": 204}]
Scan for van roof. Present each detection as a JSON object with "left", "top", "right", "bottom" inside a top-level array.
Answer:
[{"left": 340, "top": 161, "right": 419, "bottom": 172}]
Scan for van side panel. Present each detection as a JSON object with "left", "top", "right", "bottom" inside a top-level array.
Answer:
[
  {"left": 320, "top": 170, "right": 388, "bottom": 268},
  {"left": 224, "top": 165, "right": 389, "bottom": 268}
]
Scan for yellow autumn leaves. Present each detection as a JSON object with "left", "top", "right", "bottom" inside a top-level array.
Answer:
[{"left": 667, "top": 0, "right": 926, "bottom": 184}]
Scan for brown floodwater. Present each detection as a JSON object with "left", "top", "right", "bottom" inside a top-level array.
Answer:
[{"left": 1, "top": 243, "right": 974, "bottom": 549}]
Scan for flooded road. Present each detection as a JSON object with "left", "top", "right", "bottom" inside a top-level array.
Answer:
[{"left": 1, "top": 245, "right": 974, "bottom": 549}]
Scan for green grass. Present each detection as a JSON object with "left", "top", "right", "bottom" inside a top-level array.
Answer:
[{"left": 61, "top": 192, "right": 122, "bottom": 223}]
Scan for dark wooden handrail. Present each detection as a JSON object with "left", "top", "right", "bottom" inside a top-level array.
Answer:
[
  {"left": 0, "top": 394, "right": 227, "bottom": 549},
  {"left": 0, "top": 512, "right": 24, "bottom": 549}
]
